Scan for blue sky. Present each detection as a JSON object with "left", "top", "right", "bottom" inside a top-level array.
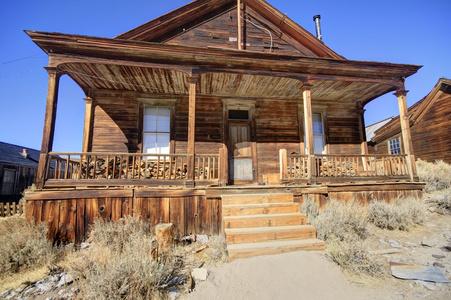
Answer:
[{"left": 1, "top": 0, "right": 450, "bottom": 152}]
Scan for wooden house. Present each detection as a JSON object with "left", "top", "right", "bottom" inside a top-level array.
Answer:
[
  {"left": 0, "top": 142, "right": 38, "bottom": 202},
  {"left": 371, "top": 78, "right": 451, "bottom": 163},
  {"left": 25, "top": 0, "right": 424, "bottom": 258}
]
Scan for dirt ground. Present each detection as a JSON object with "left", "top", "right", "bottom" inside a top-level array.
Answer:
[{"left": 184, "top": 211, "right": 451, "bottom": 300}]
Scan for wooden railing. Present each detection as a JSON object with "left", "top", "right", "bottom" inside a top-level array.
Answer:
[
  {"left": 281, "top": 150, "right": 410, "bottom": 181},
  {"left": 46, "top": 152, "right": 222, "bottom": 182},
  {"left": 0, "top": 201, "right": 24, "bottom": 217}
]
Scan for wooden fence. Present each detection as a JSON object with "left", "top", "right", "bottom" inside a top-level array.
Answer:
[{"left": 0, "top": 201, "right": 24, "bottom": 217}]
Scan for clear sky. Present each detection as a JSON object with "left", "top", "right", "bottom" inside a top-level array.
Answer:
[{"left": 1, "top": 0, "right": 450, "bottom": 152}]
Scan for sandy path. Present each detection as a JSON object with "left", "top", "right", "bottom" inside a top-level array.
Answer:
[{"left": 184, "top": 251, "right": 383, "bottom": 300}]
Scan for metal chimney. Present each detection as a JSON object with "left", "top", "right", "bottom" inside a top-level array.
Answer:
[{"left": 313, "top": 14, "right": 322, "bottom": 41}]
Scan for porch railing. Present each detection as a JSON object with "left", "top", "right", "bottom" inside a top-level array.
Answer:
[
  {"left": 46, "top": 152, "right": 222, "bottom": 182},
  {"left": 281, "top": 150, "right": 410, "bottom": 181}
]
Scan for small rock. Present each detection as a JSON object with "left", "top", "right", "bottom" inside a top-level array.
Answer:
[
  {"left": 432, "top": 254, "right": 445, "bottom": 259},
  {"left": 45, "top": 297, "right": 56, "bottom": 300},
  {"left": 379, "top": 239, "right": 387, "bottom": 244},
  {"left": 389, "top": 240, "right": 402, "bottom": 248},
  {"left": 2, "top": 290, "right": 10, "bottom": 298},
  {"left": 36, "top": 283, "right": 52, "bottom": 293},
  {"left": 80, "top": 242, "right": 90, "bottom": 249},
  {"left": 169, "top": 291, "right": 180, "bottom": 300},
  {"left": 196, "top": 235, "right": 209, "bottom": 245},
  {"left": 421, "top": 237, "right": 434, "bottom": 247},
  {"left": 167, "top": 276, "right": 186, "bottom": 286},
  {"left": 433, "top": 262, "right": 445, "bottom": 268},
  {"left": 393, "top": 291, "right": 404, "bottom": 296},
  {"left": 57, "top": 273, "right": 74, "bottom": 288},
  {"left": 417, "top": 281, "right": 435, "bottom": 291},
  {"left": 412, "top": 292, "right": 423, "bottom": 298},
  {"left": 191, "top": 268, "right": 208, "bottom": 281},
  {"left": 428, "top": 206, "right": 436, "bottom": 213}
]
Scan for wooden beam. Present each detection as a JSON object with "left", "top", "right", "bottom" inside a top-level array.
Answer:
[
  {"left": 187, "top": 75, "right": 199, "bottom": 181},
  {"left": 301, "top": 83, "right": 315, "bottom": 183},
  {"left": 237, "top": 0, "right": 242, "bottom": 50},
  {"left": 35, "top": 67, "right": 61, "bottom": 189},
  {"left": 357, "top": 102, "right": 369, "bottom": 170},
  {"left": 395, "top": 89, "right": 416, "bottom": 181},
  {"left": 82, "top": 97, "right": 94, "bottom": 152}
]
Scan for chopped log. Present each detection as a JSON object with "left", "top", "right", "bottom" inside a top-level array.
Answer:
[{"left": 155, "top": 223, "right": 174, "bottom": 255}]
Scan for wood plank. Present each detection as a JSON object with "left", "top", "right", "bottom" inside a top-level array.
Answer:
[
  {"left": 26, "top": 189, "right": 134, "bottom": 200},
  {"left": 76, "top": 198, "right": 85, "bottom": 243},
  {"left": 59, "top": 199, "right": 76, "bottom": 243},
  {"left": 41, "top": 200, "right": 60, "bottom": 241}
]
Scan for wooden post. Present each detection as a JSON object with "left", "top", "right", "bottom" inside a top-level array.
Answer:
[
  {"left": 395, "top": 89, "right": 416, "bottom": 181},
  {"left": 357, "top": 102, "right": 369, "bottom": 171},
  {"left": 219, "top": 147, "right": 228, "bottom": 187},
  {"left": 35, "top": 67, "right": 61, "bottom": 189},
  {"left": 187, "top": 75, "right": 199, "bottom": 182},
  {"left": 300, "top": 83, "right": 316, "bottom": 184},
  {"left": 279, "top": 149, "right": 287, "bottom": 181},
  {"left": 155, "top": 223, "right": 174, "bottom": 256},
  {"left": 82, "top": 97, "right": 95, "bottom": 153},
  {"left": 237, "top": 0, "right": 242, "bottom": 50}
]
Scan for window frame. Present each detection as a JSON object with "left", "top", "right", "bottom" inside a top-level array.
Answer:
[{"left": 388, "top": 137, "right": 401, "bottom": 155}]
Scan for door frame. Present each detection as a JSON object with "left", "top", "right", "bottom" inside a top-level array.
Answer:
[{"left": 223, "top": 100, "right": 258, "bottom": 185}]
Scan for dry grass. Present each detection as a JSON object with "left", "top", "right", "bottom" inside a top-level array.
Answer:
[
  {"left": 368, "top": 197, "right": 426, "bottom": 231},
  {"left": 416, "top": 159, "right": 451, "bottom": 192},
  {"left": 311, "top": 200, "right": 369, "bottom": 242},
  {"left": 0, "top": 216, "right": 59, "bottom": 279},
  {"left": 300, "top": 198, "right": 319, "bottom": 223},
  {"left": 437, "top": 188, "right": 451, "bottom": 213}
]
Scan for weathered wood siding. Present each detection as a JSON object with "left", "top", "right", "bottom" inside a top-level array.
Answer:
[
  {"left": 166, "top": 8, "right": 305, "bottom": 55},
  {"left": 26, "top": 189, "right": 222, "bottom": 243}
]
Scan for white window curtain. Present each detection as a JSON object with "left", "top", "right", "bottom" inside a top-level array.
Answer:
[
  {"left": 304, "top": 113, "right": 326, "bottom": 154},
  {"left": 143, "top": 107, "right": 170, "bottom": 154}
]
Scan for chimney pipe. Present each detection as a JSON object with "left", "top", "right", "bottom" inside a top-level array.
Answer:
[{"left": 313, "top": 14, "right": 322, "bottom": 41}]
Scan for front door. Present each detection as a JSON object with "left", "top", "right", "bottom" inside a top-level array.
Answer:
[{"left": 229, "top": 122, "right": 254, "bottom": 184}]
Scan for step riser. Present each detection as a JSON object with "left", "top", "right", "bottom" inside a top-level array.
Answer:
[
  {"left": 223, "top": 204, "right": 300, "bottom": 216},
  {"left": 226, "top": 229, "right": 316, "bottom": 244},
  {"left": 224, "top": 215, "right": 306, "bottom": 229},
  {"left": 222, "top": 194, "right": 293, "bottom": 205},
  {"left": 228, "top": 241, "right": 326, "bottom": 261}
]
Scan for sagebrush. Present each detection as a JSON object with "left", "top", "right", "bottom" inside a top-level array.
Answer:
[
  {"left": 300, "top": 198, "right": 319, "bottom": 223},
  {"left": 367, "top": 197, "right": 425, "bottom": 230},
  {"left": 416, "top": 159, "right": 451, "bottom": 192},
  {"left": 0, "top": 216, "right": 58, "bottom": 277}
]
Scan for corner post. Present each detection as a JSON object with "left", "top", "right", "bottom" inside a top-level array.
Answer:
[
  {"left": 82, "top": 97, "right": 95, "bottom": 153},
  {"left": 187, "top": 75, "right": 199, "bottom": 182},
  {"left": 300, "top": 83, "right": 316, "bottom": 184},
  {"left": 395, "top": 89, "right": 416, "bottom": 181},
  {"left": 35, "top": 67, "right": 61, "bottom": 189},
  {"left": 237, "top": 0, "right": 242, "bottom": 50},
  {"left": 357, "top": 102, "right": 369, "bottom": 170}
]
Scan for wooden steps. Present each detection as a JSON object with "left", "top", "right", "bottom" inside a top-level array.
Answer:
[{"left": 222, "top": 193, "right": 325, "bottom": 261}]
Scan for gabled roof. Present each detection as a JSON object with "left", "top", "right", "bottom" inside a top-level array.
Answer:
[
  {"left": 115, "top": 0, "right": 343, "bottom": 59},
  {"left": 372, "top": 78, "right": 451, "bottom": 142},
  {"left": 0, "top": 141, "right": 40, "bottom": 168}
]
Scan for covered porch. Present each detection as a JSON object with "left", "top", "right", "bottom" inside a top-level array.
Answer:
[{"left": 27, "top": 31, "right": 420, "bottom": 190}]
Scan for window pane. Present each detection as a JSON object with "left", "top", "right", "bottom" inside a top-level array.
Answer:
[
  {"left": 143, "top": 133, "right": 157, "bottom": 153},
  {"left": 156, "top": 108, "right": 170, "bottom": 132},
  {"left": 229, "top": 110, "right": 249, "bottom": 120},
  {"left": 313, "top": 113, "right": 323, "bottom": 134},
  {"left": 314, "top": 135, "right": 325, "bottom": 154},
  {"left": 143, "top": 107, "right": 158, "bottom": 131},
  {"left": 156, "top": 133, "right": 170, "bottom": 154}
]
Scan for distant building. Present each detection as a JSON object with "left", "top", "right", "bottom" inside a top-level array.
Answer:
[
  {"left": 0, "top": 142, "right": 39, "bottom": 201},
  {"left": 371, "top": 78, "right": 451, "bottom": 163}
]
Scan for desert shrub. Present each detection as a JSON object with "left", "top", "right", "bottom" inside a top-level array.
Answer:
[
  {"left": 70, "top": 216, "right": 181, "bottom": 300},
  {"left": 202, "top": 235, "right": 228, "bottom": 264},
  {"left": 0, "top": 216, "right": 58, "bottom": 277},
  {"left": 311, "top": 200, "right": 369, "bottom": 241},
  {"left": 326, "top": 236, "right": 386, "bottom": 276},
  {"left": 368, "top": 197, "right": 425, "bottom": 231},
  {"left": 416, "top": 159, "right": 451, "bottom": 192},
  {"left": 437, "top": 188, "right": 451, "bottom": 213},
  {"left": 300, "top": 198, "right": 319, "bottom": 223}
]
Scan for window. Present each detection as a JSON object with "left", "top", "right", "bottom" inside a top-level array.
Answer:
[
  {"left": 304, "top": 113, "right": 326, "bottom": 154},
  {"left": 1, "top": 169, "right": 16, "bottom": 195},
  {"left": 143, "top": 106, "right": 170, "bottom": 154},
  {"left": 389, "top": 137, "right": 401, "bottom": 154}
]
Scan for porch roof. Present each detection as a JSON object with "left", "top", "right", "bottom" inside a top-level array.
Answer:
[{"left": 26, "top": 30, "right": 421, "bottom": 106}]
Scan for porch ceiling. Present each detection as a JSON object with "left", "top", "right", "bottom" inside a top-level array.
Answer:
[{"left": 60, "top": 62, "right": 397, "bottom": 104}]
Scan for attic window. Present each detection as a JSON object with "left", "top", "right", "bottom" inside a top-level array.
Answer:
[{"left": 229, "top": 110, "right": 249, "bottom": 120}]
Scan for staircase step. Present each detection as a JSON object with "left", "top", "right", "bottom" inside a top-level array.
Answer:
[
  {"left": 227, "top": 239, "right": 326, "bottom": 261},
  {"left": 225, "top": 225, "right": 317, "bottom": 244},
  {"left": 223, "top": 202, "right": 300, "bottom": 216},
  {"left": 222, "top": 193, "right": 293, "bottom": 205},
  {"left": 224, "top": 213, "right": 306, "bottom": 229}
]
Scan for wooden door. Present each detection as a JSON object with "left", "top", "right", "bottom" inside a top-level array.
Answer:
[{"left": 229, "top": 122, "right": 254, "bottom": 183}]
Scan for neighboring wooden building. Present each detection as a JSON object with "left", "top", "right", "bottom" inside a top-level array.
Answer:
[
  {"left": 25, "top": 0, "right": 424, "bottom": 257},
  {"left": 0, "top": 142, "right": 38, "bottom": 202},
  {"left": 371, "top": 78, "right": 451, "bottom": 164}
]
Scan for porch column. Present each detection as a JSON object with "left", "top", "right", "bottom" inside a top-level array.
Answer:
[
  {"left": 187, "top": 75, "right": 199, "bottom": 182},
  {"left": 357, "top": 102, "right": 368, "bottom": 155},
  {"left": 300, "top": 83, "right": 316, "bottom": 183},
  {"left": 36, "top": 67, "right": 61, "bottom": 189},
  {"left": 82, "top": 97, "right": 95, "bottom": 153},
  {"left": 395, "top": 89, "right": 416, "bottom": 181}
]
